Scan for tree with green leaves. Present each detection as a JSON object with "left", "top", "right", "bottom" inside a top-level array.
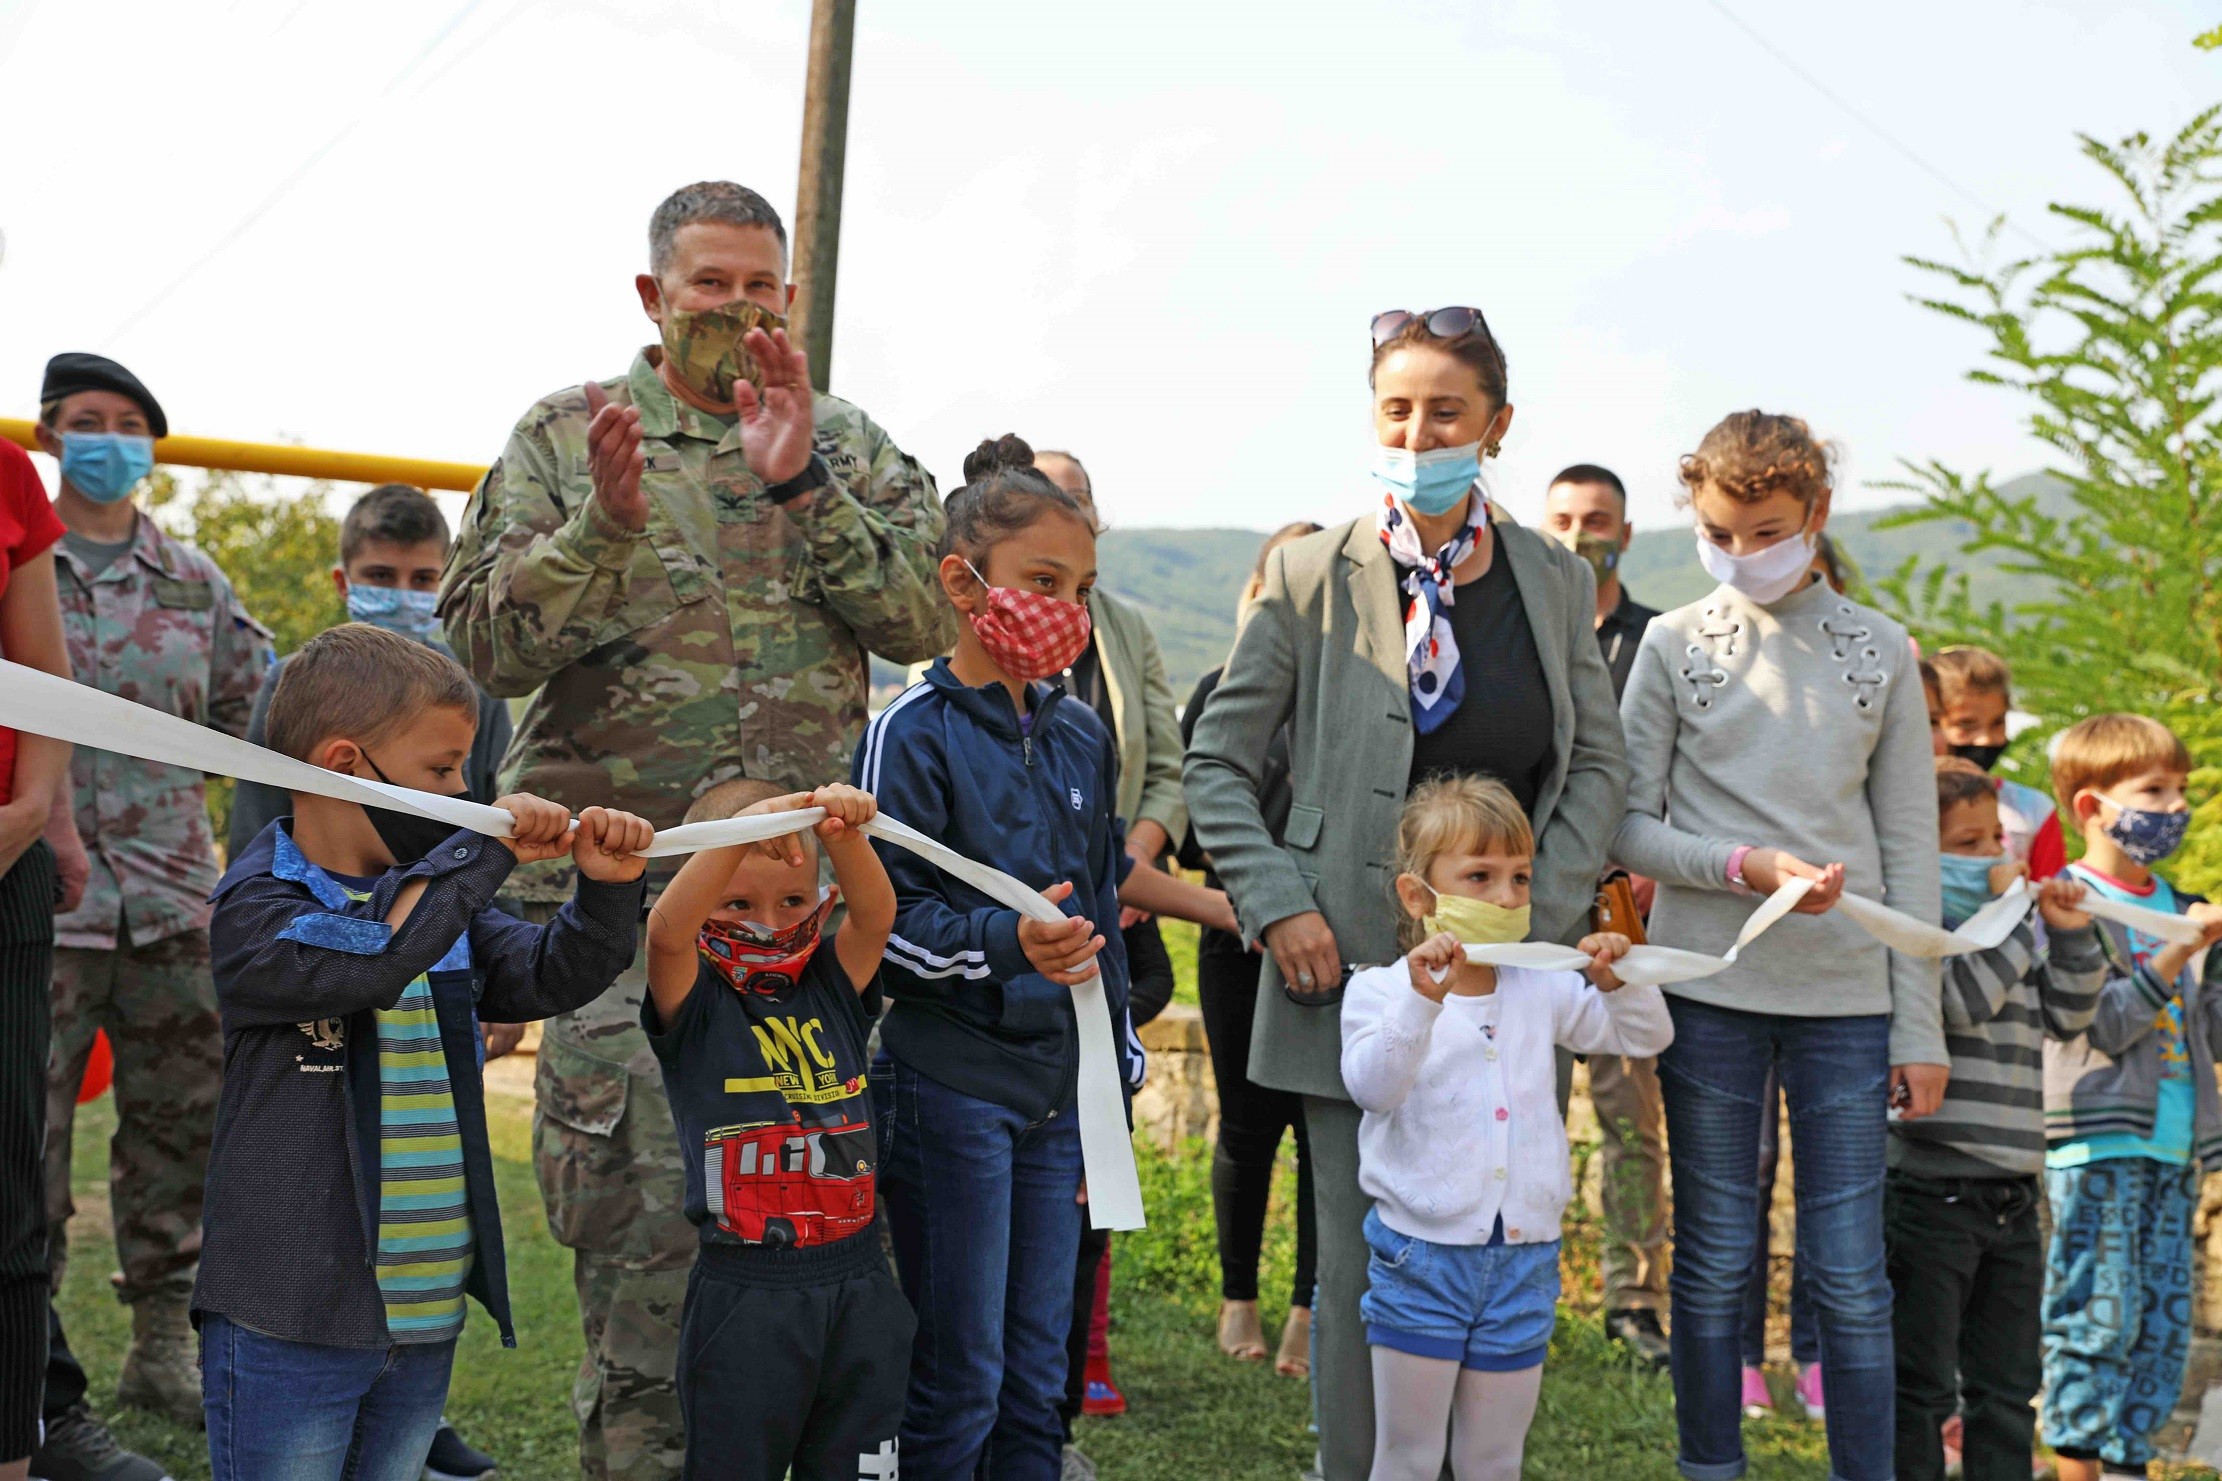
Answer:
[{"left": 1879, "top": 104, "right": 2222, "bottom": 887}]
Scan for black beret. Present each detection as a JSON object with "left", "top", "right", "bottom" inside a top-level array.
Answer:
[{"left": 40, "top": 353, "right": 166, "bottom": 439}]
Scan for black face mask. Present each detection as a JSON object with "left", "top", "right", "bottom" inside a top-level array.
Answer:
[
  {"left": 1951, "top": 741, "right": 2007, "bottom": 773},
  {"left": 360, "top": 751, "right": 473, "bottom": 865}
]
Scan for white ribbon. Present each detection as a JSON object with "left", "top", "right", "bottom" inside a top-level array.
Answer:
[
  {"left": 1464, "top": 876, "right": 2203, "bottom": 984},
  {"left": 0, "top": 660, "right": 1145, "bottom": 1229}
]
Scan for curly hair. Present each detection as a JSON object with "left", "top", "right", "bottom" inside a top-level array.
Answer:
[{"left": 1676, "top": 410, "right": 1836, "bottom": 508}]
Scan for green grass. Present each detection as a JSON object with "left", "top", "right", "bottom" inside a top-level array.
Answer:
[{"left": 58, "top": 1093, "right": 1849, "bottom": 1481}]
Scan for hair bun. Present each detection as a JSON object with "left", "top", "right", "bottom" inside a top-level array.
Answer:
[{"left": 962, "top": 434, "right": 1037, "bottom": 483}]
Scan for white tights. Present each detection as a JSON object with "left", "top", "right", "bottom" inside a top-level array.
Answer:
[{"left": 1367, "top": 1346, "right": 1543, "bottom": 1481}]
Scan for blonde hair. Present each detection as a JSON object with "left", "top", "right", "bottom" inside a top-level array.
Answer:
[
  {"left": 683, "top": 777, "right": 819, "bottom": 861},
  {"left": 1930, "top": 646, "right": 2011, "bottom": 707},
  {"left": 1393, "top": 775, "right": 1534, "bottom": 950},
  {"left": 2050, "top": 713, "right": 2192, "bottom": 817},
  {"left": 265, "top": 624, "right": 478, "bottom": 763},
  {"left": 1676, "top": 410, "right": 1836, "bottom": 509}
]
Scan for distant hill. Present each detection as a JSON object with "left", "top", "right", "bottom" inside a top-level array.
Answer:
[
  {"left": 1617, "top": 471, "right": 2070, "bottom": 613},
  {"left": 870, "top": 473, "right": 2071, "bottom": 699}
]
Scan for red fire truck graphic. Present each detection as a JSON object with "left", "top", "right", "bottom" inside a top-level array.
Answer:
[{"left": 703, "top": 1120, "right": 875, "bottom": 1248}]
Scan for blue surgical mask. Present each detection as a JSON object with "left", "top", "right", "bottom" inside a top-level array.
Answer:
[
  {"left": 2097, "top": 794, "right": 2191, "bottom": 866},
  {"left": 59, "top": 432, "right": 154, "bottom": 504},
  {"left": 346, "top": 584, "right": 442, "bottom": 641},
  {"left": 1372, "top": 441, "right": 1481, "bottom": 516},
  {"left": 1938, "top": 852, "right": 2007, "bottom": 927}
]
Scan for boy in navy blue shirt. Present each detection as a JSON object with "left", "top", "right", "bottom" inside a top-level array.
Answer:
[
  {"left": 195, "top": 624, "right": 652, "bottom": 1481},
  {"left": 642, "top": 777, "right": 910, "bottom": 1481}
]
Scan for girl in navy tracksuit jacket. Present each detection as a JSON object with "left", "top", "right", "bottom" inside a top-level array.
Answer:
[{"left": 855, "top": 435, "right": 1134, "bottom": 1481}]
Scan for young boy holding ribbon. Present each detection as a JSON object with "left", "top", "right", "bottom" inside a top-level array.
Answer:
[
  {"left": 1885, "top": 758, "right": 2103, "bottom": 1481},
  {"left": 192, "top": 624, "right": 653, "bottom": 1481}
]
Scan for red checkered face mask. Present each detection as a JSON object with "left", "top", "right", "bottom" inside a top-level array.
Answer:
[{"left": 963, "top": 562, "right": 1093, "bottom": 682}]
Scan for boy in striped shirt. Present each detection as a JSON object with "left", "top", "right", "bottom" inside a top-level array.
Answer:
[
  {"left": 1884, "top": 757, "right": 2104, "bottom": 1481},
  {"left": 196, "top": 625, "right": 652, "bottom": 1480}
]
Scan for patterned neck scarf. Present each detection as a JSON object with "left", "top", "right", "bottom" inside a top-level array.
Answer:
[{"left": 1375, "top": 491, "right": 1488, "bottom": 735}]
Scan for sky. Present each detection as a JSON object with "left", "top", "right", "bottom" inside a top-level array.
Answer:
[{"left": 2, "top": 0, "right": 2217, "bottom": 537}]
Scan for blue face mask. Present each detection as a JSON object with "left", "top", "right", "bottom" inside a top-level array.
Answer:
[
  {"left": 2097, "top": 795, "right": 2191, "bottom": 866},
  {"left": 1372, "top": 440, "right": 1481, "bottom": 516},
  {"left": 1938, "top": 851, "right": 2007, "bottom": 927},
  {"left": 346, "top": 584, "right": 442, "bottom": 641},
  {"left": 59, "top": 433, "right": 154, "bottom": 504}
]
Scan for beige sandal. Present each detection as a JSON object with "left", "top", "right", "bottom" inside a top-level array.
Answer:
[
  {"left": 1276, "top": 1304, "right": 1312, "bottom": 1377},
  {"left": 1218, "top": 1300, "right": 1268, "bottom": 1362}
]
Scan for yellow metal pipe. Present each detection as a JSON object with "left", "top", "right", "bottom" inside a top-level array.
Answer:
[{"left": 0, "top": 418, "right": 488, "bottom": 493}]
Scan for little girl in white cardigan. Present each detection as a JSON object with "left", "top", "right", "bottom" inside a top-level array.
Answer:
[{"left": 1340, "top": 775, "right": 1672, "bottom": 1481}]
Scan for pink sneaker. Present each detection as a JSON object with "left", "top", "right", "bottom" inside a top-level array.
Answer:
[
  {"left": 1795, "top": 1363, "right": 1825, "bottom": 1421},
  {"left": 1740, "top": 1365, "right": 1773, "bottom": 1418}
]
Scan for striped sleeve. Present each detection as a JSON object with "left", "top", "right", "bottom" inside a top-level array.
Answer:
[
  {"left": 1939, "top": 920, "right": 2036, "bottom": 1030},
  {"left": 2038, "top": 922, "right": 2104, "bottom": 1040}
]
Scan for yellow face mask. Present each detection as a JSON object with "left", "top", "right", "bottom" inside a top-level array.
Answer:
[{"left": 1413, "top": 880, "right": 1531, "bottom": 946}]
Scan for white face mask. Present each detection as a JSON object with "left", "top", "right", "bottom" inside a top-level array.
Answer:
[{"left": 1694, "top": 522, "right": 1816, "bottom": 605}]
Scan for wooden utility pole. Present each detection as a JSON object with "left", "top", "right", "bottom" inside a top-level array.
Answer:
[{"left": 791, "top": 0, "right": 857, "bottom": 393}]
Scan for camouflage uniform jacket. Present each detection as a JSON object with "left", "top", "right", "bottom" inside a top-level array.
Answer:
[
  {"left": 55, "top": 512, "right": 273, "bottom": 949},
  {"left": 439, "top": 347, "right": 955, "bottom": 901}
]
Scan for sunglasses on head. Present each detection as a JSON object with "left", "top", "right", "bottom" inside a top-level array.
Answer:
[{"left": 1370, "top": 306, "right": 1494, "bottom": 348}]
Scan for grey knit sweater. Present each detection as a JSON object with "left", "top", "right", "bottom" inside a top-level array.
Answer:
[{"left": 1611, "top": 577, "right": 1946, "bottom": 1066}]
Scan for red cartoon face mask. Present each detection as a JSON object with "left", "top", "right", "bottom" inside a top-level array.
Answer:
[
  {"left": 698, "top": 893, "right": 834, "bottom": 996},
  {"left": 963, "top": 561, "right": 1092, "bottom": 682}
]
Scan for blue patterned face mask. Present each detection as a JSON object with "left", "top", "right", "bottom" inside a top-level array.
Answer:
[
  {"left": 345, "top": 584, "right": 442, "bottom": 641},
  {"left": 1938, "top": 851, "right": 2006, "bottom": 926},
  {"left": 2096, "top": 795, "right": 2191, "bottom": 865}
]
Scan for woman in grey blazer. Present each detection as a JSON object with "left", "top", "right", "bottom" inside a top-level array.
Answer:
[{"left": 1183, "top": 307, "right": 1626, "bottom": 1481}]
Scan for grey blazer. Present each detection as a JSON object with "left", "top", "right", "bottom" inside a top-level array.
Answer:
[{"left": 1183, "top": 512, "right": 1628, "bottom": 1101}]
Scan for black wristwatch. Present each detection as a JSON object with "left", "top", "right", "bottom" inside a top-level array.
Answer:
[{"left": 763, "top": 452, "right": 831, "bottom": 505}]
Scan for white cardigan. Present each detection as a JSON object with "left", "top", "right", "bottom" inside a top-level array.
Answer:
[{"left": 1340, "top": 961, "right": 1674, "bottom": 1246}]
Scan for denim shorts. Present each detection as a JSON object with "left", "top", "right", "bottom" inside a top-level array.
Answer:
[{"left": 1358, "top": 1205, "right": 1559, "bottom": 1371}]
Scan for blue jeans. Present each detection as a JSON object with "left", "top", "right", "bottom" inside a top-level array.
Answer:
[
  {"left": 1742, "top": 1067, "right": 1819, "bottom": 1367},
  {"left": 2040, "top": 1156, "right": 2198, "bottom": 1467},
  {"left": 874, "top": 1056, "right": 1084, "bottom": 1481},
  {"left": 200, "top": 1314, "right": 453, "bottom": 1481},
  {"left": 1656, "top": 998, "right": 1894, "bottom": 1481}
]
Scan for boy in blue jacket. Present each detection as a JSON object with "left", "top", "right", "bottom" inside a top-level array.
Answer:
[{"left": 194, "top": 623, "right": 652, "bottom": 1481}]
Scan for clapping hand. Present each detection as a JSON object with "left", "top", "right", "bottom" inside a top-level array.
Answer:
[
  {"left": 733, "top": 327, "right": 816, "bottom": 487},
  {"left": 582, "top": 382, "right": 648, "bottom": 532}
]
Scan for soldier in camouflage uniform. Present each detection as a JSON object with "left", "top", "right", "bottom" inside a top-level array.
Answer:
[
  {"left": 33, "top": 354, "right": 273, "bottom": 1427},
  {"left": 439, "top": 182, "right": 953, "bottom": 1481}
]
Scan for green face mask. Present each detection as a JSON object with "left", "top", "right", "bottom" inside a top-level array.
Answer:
[
  {"left": 1412, "top": 879, "right": 1532, "bottom": 946},
  {"left": 657, "top": 296, "right": 785, "bottom": 406},
  {"left": 1553, "top": 529, "right": 1621, "bottom": 586}
]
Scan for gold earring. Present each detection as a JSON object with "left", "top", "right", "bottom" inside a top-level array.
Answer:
[{"left": 1483, "top": 442, "right": 1502, "bottom": 460}]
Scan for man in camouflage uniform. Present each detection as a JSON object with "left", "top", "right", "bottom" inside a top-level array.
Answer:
[
  {"left": 34, "top": 353, "right": 272, "bottom": 1426},
  {"left": 440, "top": 181, "right": 953, "bottom": 1481}
]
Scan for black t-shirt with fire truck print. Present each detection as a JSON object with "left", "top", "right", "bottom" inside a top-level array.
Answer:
[{"left": 644, "top": 941, "right": 883, "bottom": 1251}]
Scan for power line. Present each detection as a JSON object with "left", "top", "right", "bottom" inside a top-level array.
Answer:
[
  {"left": 99, "top": 0, "right": 495, "bottom": 348},
  {"left": 1695, "top": 0, "right": 2051, "bottom": 253}
]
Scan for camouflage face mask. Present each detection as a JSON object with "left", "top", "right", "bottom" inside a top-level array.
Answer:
[{"left": 657, "top": 296, "right": 785, "bottom": 406}]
